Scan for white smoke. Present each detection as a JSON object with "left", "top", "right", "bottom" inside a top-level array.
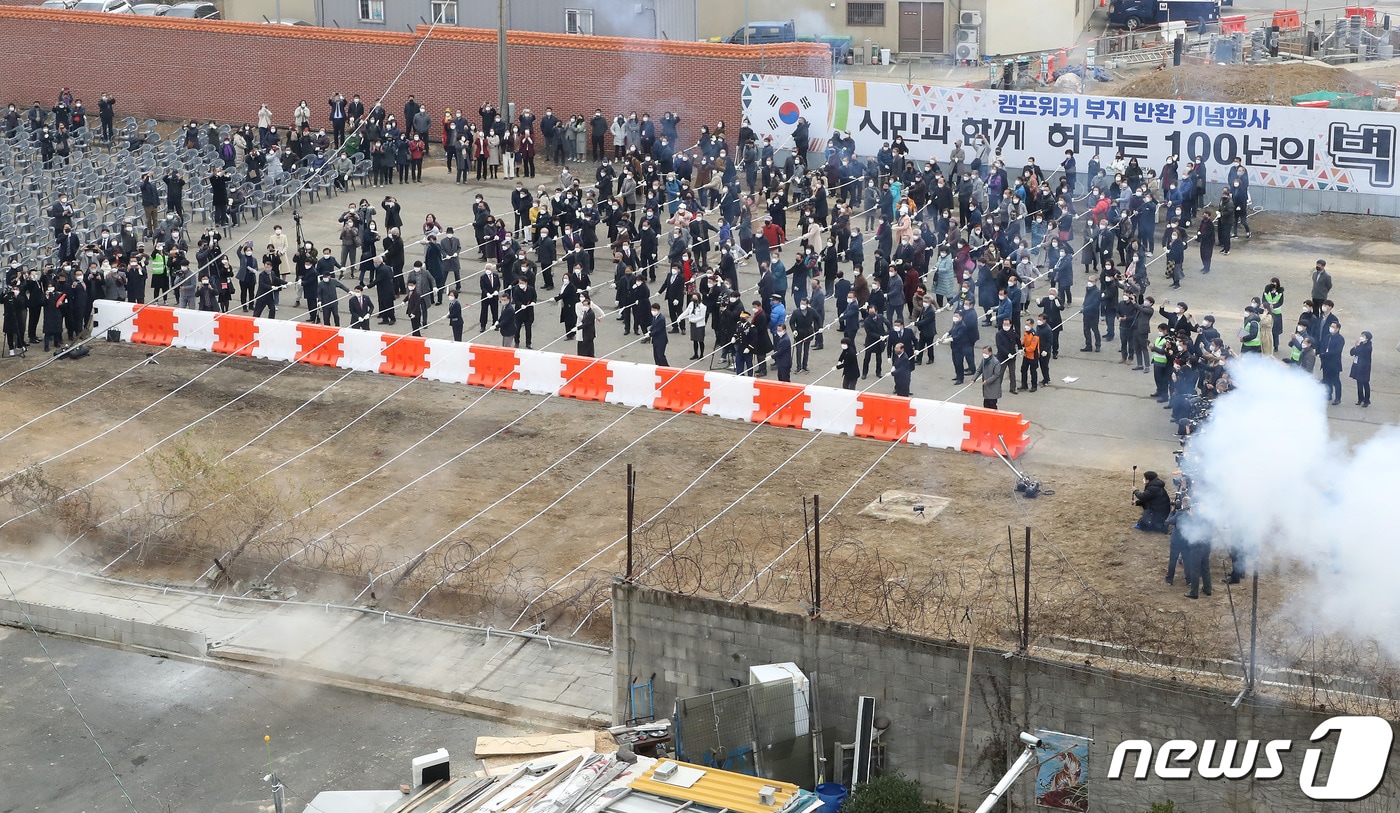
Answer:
[{"left": 1184, "top": 354, "right": 1400, "bottom": 656}]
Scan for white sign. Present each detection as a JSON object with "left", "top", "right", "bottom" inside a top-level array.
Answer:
[{"left": 741, "top": 73, "right": 1399, "bottom": 194}]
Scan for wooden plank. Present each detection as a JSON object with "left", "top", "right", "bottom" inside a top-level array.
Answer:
[{"left": 474, "top": 732, "right": 596, "bottom": 757}]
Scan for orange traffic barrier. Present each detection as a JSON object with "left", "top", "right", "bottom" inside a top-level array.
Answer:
[
  {"left": 212, "top": 313, "right": 257, "bottom": 356},
  {"left": 467, "top": 345, "right": 520, "bottom": 389},
  {"left": 653, "top": 368, "right": 710, "bottom": 414},
  {"left": 960, "top": 407, "right": 1031, "bottom": 458},
  {"left": 855, "top": 394, "right": 916, "bottom": 442},
  {"left": 1273, "top": 9, "right": 1302, "bottom": 29},
  {"left": 130, "top": 305, "right": 177, "bottom": 346},
  {"left": 379, "top": 334, "right": 429, "bottom": 377},
  {"left": 1220, "top": 14, "right": 1247, "bottom": 33},
  {"left": 1345, "top": 6, "right": 1377, "bottom": 24},
  {"left": 751, "top": 380, "right": 811, "bottom": 428},
  {"left": 558, "top": 355, "right": 613, "bottom": 401},
  {"left": 294, "top": 323, "right": 345, "bottom": 367}
]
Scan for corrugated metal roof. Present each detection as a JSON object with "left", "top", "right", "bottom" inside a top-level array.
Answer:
[{"left": 629, "top": 759, "right": 801, "bottom": 813}]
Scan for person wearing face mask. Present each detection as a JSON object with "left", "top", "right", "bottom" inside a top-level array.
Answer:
[
  {"left": 835, "top": 337, "right": 859, "bottom": 390},
  {"left": 975, "top": 346, "right": 1004, "bottom": 409},
  {"left": 1309, "top": 259, "right": 1332, "bottom": 316},
  {"left": 1310, "top": 299, "right": 1338, "bottom": 347},
  {"left": 41, "top": 281, "right": 66, "bottom": 352},
  {"left": 1349, "top": 331, "right": 1373, "bottom": 407},
  {"left": 1319, "top": 321, "right": 1346, "bottom": 406}
]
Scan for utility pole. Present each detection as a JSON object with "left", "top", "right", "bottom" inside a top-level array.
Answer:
[{"left": 497, "top": 0, "right": 509, "bottom": 116}]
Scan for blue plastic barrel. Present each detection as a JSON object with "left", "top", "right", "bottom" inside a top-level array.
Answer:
[{"left": 815, "top": 782, "right": 847, "bottom": 813}]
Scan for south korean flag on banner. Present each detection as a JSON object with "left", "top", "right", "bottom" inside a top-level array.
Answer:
[{"left": 741, "top": 73, "right": 832, "bottom": 152}]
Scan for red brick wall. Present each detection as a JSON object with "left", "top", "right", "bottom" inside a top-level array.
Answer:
[{"left": 0, "top": 9, "right": 832, "bottom": 144}]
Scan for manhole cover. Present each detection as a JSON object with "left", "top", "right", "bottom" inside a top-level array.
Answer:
[{"left": 858, "top": 491, "right": 951, "bottom": 525}]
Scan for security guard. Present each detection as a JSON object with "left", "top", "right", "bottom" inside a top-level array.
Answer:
[
  {"left": 1150, "top": 323, "right": 1171, "bottom": 401},
  {"left": 1238, "top": 306, "right": 1262, "bottom": 354}
]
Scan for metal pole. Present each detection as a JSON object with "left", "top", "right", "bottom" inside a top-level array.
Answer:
[
  {"left": 812, "top": 494, "right": 821, "bottom": 617},
  {"left": 1248, "top": 568, "right": 1259, "bottom": 694},
  {"left": 625, "top": 464, "right": 635, "bottom": 580},
  {"left": 271, "top": 773, "right": 285, "bottom": 813},
  {"left": 1007, "top": 526, "right": 1020, "bottom": 647},
  {"left": 744, "top": 0, "right": 750, "bottom": 45},
  {"left": 497, "top": 0, "right": 509, "bottom": 114},
  {"left": 952, "top": 613, "right": 976, "bottom": 813},
  {"left": 1023, "top": 526, "right": 1031, "bottom": 652}
]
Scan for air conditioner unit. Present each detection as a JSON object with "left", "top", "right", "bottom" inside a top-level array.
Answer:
[
  {"left": 956, "top": 42, "right": 981, "bottom": 60},
  {"left": 956, "top": 26, "right": 979, "bottom": 44},
  {"left": 960, "top": 10, "right": 982, "bottom": 26}
]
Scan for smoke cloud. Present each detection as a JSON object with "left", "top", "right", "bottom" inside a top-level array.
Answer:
[{"left": 1184, "top": 354, "right": 1400, "bottom": 656}]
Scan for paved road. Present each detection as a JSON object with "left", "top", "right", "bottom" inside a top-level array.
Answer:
[
  {"left": 0, "top": 629, "right": 521, "bottom": 813},
  {"left": 220, "top": 162, "right": 1398, "bottom": 477}
]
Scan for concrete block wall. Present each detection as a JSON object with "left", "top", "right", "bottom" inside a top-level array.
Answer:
[
  {"left": 0, "top": 598, "right": 207, "bottom": 657},
  {"left": 0, "top": 8, "right": 831, "bottom": 146},
  {"left": 615, "top": 583, "right": 1400, "bottom": 812}
]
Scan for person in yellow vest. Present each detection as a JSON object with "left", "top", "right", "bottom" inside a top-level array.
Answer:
[
  {"left": 1262, "top": 277, "right": 1285, "bottom": 353},
  {"left": 1238, "top": 306, "right": 1262, "bottom": 354},
  {"left": 1150, "top": 323, "right": 1172, "bottom": 401}
]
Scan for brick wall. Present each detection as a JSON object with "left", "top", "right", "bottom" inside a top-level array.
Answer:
[{"left": 0, "top": 8, "right": 831, "bottom": 145}]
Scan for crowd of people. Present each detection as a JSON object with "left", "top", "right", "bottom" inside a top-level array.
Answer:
[{"left": 0, "top": 88, "right": 1376, "bottom": 419}]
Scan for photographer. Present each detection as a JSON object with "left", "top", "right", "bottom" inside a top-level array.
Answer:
[{"left": 1132, "top": 470, "right": 1171, "bottom": 533}]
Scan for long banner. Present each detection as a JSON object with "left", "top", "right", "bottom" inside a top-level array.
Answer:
[{"left": 741, "top": 73, "right": 1397, "bottom": 194}]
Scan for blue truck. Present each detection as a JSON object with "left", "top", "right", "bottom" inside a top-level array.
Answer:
[{"left": 1108, "top": 0, "right": 1221, "bottom": 30}]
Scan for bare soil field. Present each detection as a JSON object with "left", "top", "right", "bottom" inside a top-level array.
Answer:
[
  {"left": 0, "top": 341, "right": 1322, "bottom": 687},
  {"left": 1110, "top": 62, "right": 1382, "bottom": 104}
]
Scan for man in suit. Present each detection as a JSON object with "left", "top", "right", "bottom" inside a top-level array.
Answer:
[
  {"left": 479, "top": 263, "right": 501, "bottom": 330},
  {"left": 348, "top": 284, "right": 373, "bottom": 330},
  {"left": 648, "top": 303, "right": 669, "bottom": 366},
  {"left": 772, "top": 322, "right": 792, "bottom": 382},
  {"left": 510, "top": 278, "right": 537, "bottom": 348},
  {"left": 440, "top": 227, "right": 462, "bottom": 293}
]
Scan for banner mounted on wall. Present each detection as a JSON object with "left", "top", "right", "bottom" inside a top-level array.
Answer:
[{"left": 741, "top": 73, "right": 1398, "bottom": 195}]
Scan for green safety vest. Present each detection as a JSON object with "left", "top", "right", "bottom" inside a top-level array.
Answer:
[
  {"left": 1263, "top": 290, "right": 1283, "bottom": 315},
  {"left": 1242, "top": 320, "right": 1261, "bottom": 347},
  {"left": 150, "top": 254, "right": 167, "bottom": 277},
  {"left": 1151, "top": 335, "right": 1169, "bottom": 365},
  {"left": 1290, "top": 342, "right": 1303, "bottom": 362}
]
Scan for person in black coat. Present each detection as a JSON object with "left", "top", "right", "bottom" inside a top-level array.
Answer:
[
  {"left": 478, "top": 264, "right": 501, "bottom": 330},
  {"left": 1081, "top": 279, "right": 1102, "bottom": 352},
  {"left": 861, "top": 305, "right": 887, "bottom": 379},
  {"left": 446, "top": 290, "right": 464, "bottom": 341},
  {"left": 772, "top": 323, "right": 792, "bottom": 382},
  {"left": 662, "top": 265, "right": 686, "bottom": 333},
  {"left": 629, "top": 278, "right": 652, "bottom": 337},
  {"left": 1350, "top": 331, "right": 1373, "bottom": 407},
  {"left": 891, "top": 342, "right": 913, "bottom": 396},
  {"left": 374, "top": 260, "right": 396, "bottom": 324},
  {"left": 3, "top": 282, "right": 27, "bottom": 356},
  {"left": 1133, "top": 471, "right": 1171, "bottom": 533},
  {"left": 1319, "top": 322, "right": 1345, "bottom": 405},
  {"left": 836, "top": 337, "right": 859, "bottom": 389},
  {"left": 648, "top": 303, "right": 668, "bottom": 366},
  {"left": 41, "top": 283, "right": 66, "bottom": 351},
  {"left": 510, "top": 279, "right": 537, "bottom": 348}
]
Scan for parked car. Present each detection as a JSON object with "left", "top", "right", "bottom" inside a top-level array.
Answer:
[
  {"left": 1108, "top": 0, "right": 1220, "bottom": 30},
  {"left": 39, "top": 0, "right": 80, "bottom": 8},
  {"left": 70, "top": 0, "right": 136, "bottom": 12},
  {"left": 163, "top": 1, "right": 219, "bottom": 18},
  {"left": 265, "top": 17, "right": 311, "bottom": 24},
  {"left": 132, "top": 3, "right": 171, "bottom": 13}
]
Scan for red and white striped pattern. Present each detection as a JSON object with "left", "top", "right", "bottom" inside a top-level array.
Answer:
[{"left": 92, "top": 301, "right": 1030, "bottom": 457}]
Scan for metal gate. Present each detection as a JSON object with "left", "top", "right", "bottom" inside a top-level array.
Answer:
[{"left": 899, "top": 1, "right": 945, "bottom": 54}]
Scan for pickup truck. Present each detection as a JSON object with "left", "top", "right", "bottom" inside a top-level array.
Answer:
[
  {"left": 719, "top": 19, "right": 853, "bottom": 62},
  {"left": 1108, "top": 0, "right": 1220, "bottom": 30}
]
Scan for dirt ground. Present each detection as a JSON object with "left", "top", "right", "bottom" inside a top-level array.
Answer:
[
  {"left": 1112, "top": 62, "right": 1383, "bottom": 104},
  {"left": 0, "top": 341, "right": 1317, "bottom": 686}
]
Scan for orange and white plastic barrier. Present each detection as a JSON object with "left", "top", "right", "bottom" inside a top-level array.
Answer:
[{"left": 92, "top": 301, "right": 1031, "bottom": 458}]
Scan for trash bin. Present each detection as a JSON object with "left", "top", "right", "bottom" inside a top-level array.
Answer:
[
  {"left": 870, "top": 43, "right": 880, "bottom": 64},
  {"left": 815, "top": 783, "right": 848, "bottom": 813},
  {"left": 880, "top": 47, "right": 891, "bottom": 65}
]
